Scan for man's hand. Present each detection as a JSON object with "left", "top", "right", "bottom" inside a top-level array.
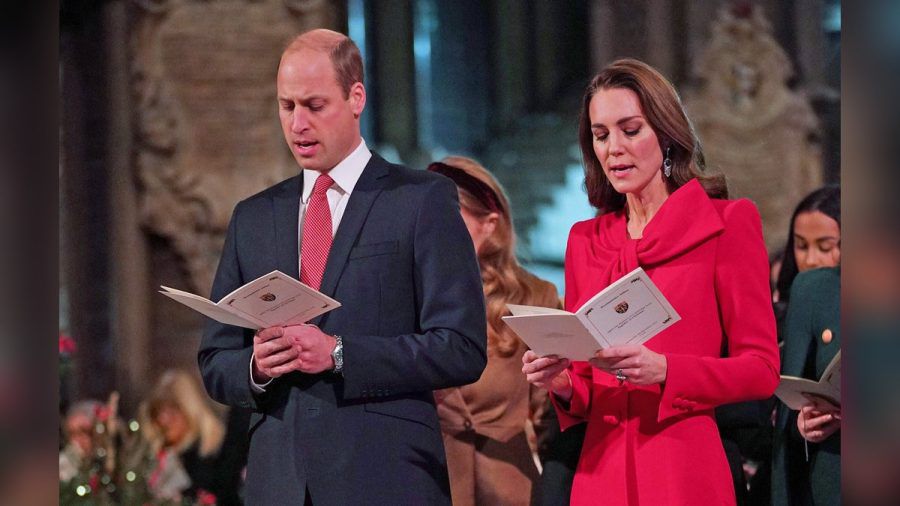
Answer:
[
  {"left": 252, "top": 325, "right": 337, "bottom": 382},
  {"left": 588, "top": 345, "right": 667, "bottom": 385},
  {"left": 288, "top": 324, "right": 338, "bottom": 374},
  {"left": 253, "top": 326, "right": 298, "bottom": 383}
]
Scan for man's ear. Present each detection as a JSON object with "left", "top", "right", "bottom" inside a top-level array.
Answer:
[{"left": 349, "top": 82, "right": 366, "bottom": 117}]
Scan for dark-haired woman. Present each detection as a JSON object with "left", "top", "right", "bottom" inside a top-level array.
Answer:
[
  {"left": 522, "top": 59, "right": 780, "bottom": 505},
  {"left": 772, "top": 185, "right": 841, "bottom": 506},
  {"left": 774, "top": 185, "right": 841, "bottom": 309}
]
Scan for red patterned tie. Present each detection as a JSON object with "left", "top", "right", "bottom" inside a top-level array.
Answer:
[{"left": 300, "top": 173, "right": 334, "bottom": 290}]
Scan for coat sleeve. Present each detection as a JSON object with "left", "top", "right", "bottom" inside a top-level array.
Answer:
[
  {"left": 197, "top": 201, "right": 262, "bottom": 411},
  {"left": 658, "top": 199, "right": 781, "bottom": 423},
  {"left": 339, "top": 177, "right": 488, "bottom": 399},
  {"left": 551, "top": 361, "right": 594, "bottom": 430},
  {"left": 551, "top": 225, "right": 593, "bottom": 430}
]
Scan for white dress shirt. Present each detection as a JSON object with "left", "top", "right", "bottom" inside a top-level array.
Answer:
[{"left": 251, "top": 139, "right": 373, "bottom": 391}]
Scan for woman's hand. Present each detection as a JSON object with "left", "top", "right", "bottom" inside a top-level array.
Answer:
[
  {"left": 589, "top": 345, "right": 667, "bottom": 385},
  {"left": 522, "top": 351, "right": 573, "bottom": 401},
  {"left": 797, "top": 396, "right": 841, "bottom": 443}
]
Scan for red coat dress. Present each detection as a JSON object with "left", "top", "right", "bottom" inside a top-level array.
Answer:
[{"left": 554, "top": 179, "right": 780, "bottom": 505}]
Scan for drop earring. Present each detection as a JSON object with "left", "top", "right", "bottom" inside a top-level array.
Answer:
[{"left": 663, "top": 146, "right": 673, "bottom": 178}]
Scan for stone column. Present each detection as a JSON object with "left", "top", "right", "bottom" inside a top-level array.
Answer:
[
  {"left": 489, "top": 0, "right": 530, "bottom": 132},
  {"left": 61, "top": 2, "right": 116, "bottom": 403},
  {"left": 645, "top": 0, "right": 675, "bottom": 78},
  {"left": 368, "top": 0, "right": 418, "bottom": 160},
  {"left": 589, "top": 0, "right": 616, "bottom": 71},
  {"left": 105, "top": 0, "right": 150, "bottom": 415}
]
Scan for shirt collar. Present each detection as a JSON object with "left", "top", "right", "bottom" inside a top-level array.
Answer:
[{"left": 301, "top": 139, "right": 372, "bottom": 202}]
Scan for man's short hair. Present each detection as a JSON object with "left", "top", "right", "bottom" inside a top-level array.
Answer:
[
  {"left": 330, "top": 37, "right": 364, "bottom": 98},
  {"left": 286, "top": 29, "right": 364, "bottom": 98}
]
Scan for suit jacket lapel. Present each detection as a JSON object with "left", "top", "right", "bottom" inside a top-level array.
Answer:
[
  {"left": 273, "top": 175, "right": 303, "bottom": 279},
  {"left": 318, "top": 154, "right": 390, "bottom": 300}
]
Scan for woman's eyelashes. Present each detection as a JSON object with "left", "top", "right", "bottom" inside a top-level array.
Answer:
[{"left": 593, "top": 127, "right": 641, "bottom": 142}]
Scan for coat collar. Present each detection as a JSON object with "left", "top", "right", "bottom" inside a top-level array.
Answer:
[{"left": 591, "top": 178, "right": 725, "bottom": 282}]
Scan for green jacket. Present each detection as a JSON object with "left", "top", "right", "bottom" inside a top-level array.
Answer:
[{"left": 772, "top": 266, "right": 841, "bottom": 505}]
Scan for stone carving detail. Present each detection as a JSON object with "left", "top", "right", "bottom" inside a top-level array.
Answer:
[
  {"left": 685, "top": 2, "right": 822, "bottom": 251},
  {"left": 131, "top": 0, "right": 338, "bottom": 292}
]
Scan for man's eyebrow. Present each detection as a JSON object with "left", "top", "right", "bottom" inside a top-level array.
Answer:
[{"left": 277, "top": 95, "right": 328, "bottom": 102}]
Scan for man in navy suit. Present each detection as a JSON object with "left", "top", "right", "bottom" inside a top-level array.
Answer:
[{"left": 198, "top": 29, "right": 487, "bottom": 505}]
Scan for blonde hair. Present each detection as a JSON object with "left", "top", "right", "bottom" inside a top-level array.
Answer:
[
  {"left": 138, "top": 369, "right": 225, "bottom": 457},
  {"left": 441, "top": 156, "right": 549, "bottom": 357}
]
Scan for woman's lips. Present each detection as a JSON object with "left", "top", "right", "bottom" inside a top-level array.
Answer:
[{"left": 609, "top": 165, "right": 634, "bottom": 177}]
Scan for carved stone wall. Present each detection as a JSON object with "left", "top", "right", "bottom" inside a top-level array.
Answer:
[
  {"left": 126, "top": 0, "right": 343, "bottom": 384},
  {"left": 684, "top": 4, "right": 822, "bottom": 251},
  {"left": 131, "top": 0, "right": 341, "bottom": 295}
]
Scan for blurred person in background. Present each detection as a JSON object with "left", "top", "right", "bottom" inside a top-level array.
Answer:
[
  {"left": 428, "top": 156, "right": 561, "bottom": 506},
  {"left": 771, "top": 185, "right": 841, "bottom": 505},
  {"left": 522, "top": 58, "right": 780, "bottom": 505},
  {"left": 59, "top": 399, "right": 103, "bottom": 482},
  {"left": 139, "top": 369, "right": 242, "bottom": 505}
]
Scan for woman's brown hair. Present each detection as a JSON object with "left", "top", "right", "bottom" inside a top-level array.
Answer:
[
  {"left": 437, "top": 156, "right": 556, "bottom": 357},
  {"left": 578, "top": 58, "right": 727, "bottom": 213}
]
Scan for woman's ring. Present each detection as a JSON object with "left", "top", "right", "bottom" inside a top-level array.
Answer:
[{"left": 615, "top": 369, "right": 626, "bottom": 383}]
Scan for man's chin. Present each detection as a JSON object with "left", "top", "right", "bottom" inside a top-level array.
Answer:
[{"left": 295, "top": 157, "right": 326, "bottom": 173}]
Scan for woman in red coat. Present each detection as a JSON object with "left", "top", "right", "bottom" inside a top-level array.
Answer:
[{"left": 522, "top": 59, "right": 781, "bottom": 505}]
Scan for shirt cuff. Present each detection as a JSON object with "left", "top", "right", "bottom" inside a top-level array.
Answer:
[{"left": 249, "top": 352, "right": 274, "bottom": 393}]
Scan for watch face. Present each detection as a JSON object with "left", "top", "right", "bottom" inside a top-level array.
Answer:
[{"left": 332, "top": 339, "right": 343, "bottom": 371}]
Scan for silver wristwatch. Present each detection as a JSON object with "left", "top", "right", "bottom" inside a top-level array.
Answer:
[{"left": 331, "top": 335, "right": 343, "bottom": 375}]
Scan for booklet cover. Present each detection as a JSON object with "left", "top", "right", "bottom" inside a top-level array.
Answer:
[
  {"left": 159, "top": 270, "right": 341, "bottom": 330},
  {"left": 775, "top": 351, "right": 841, "bottom": 410},
  {"left": 502, "top": 267, "right": 680, "bottom": 361}
]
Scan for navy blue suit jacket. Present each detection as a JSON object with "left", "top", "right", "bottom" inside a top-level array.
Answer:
[{"left": 198, "top": 154, "right": 487, "bottom": 505}]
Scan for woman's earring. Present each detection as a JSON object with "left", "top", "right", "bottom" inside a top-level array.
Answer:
[{"left": 663, "top": 146, "right": 673, "bottom": 178}]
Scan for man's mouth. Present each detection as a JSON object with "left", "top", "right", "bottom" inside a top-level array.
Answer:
[{"left": 294, "top": 140, "right": 319, "bottom": 156}]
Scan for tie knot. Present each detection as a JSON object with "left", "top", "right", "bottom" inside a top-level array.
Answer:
[{"left": 312, "top": 174, "right": 334, "bottom": 196}]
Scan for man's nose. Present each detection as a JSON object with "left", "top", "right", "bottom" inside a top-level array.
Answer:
[{"left": 292, "top": 110, "right": 310, "bottom": 133}]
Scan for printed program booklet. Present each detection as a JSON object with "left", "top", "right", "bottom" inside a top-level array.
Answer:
[
  {"left": 775, "top": 351, "right": 841, "bottom": 410},
  {"left": 159, "top": 270, "right": 341, "bottom": 330},
  {"left": 502, "top": 267, "right": 680, "bottom": 361}
]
